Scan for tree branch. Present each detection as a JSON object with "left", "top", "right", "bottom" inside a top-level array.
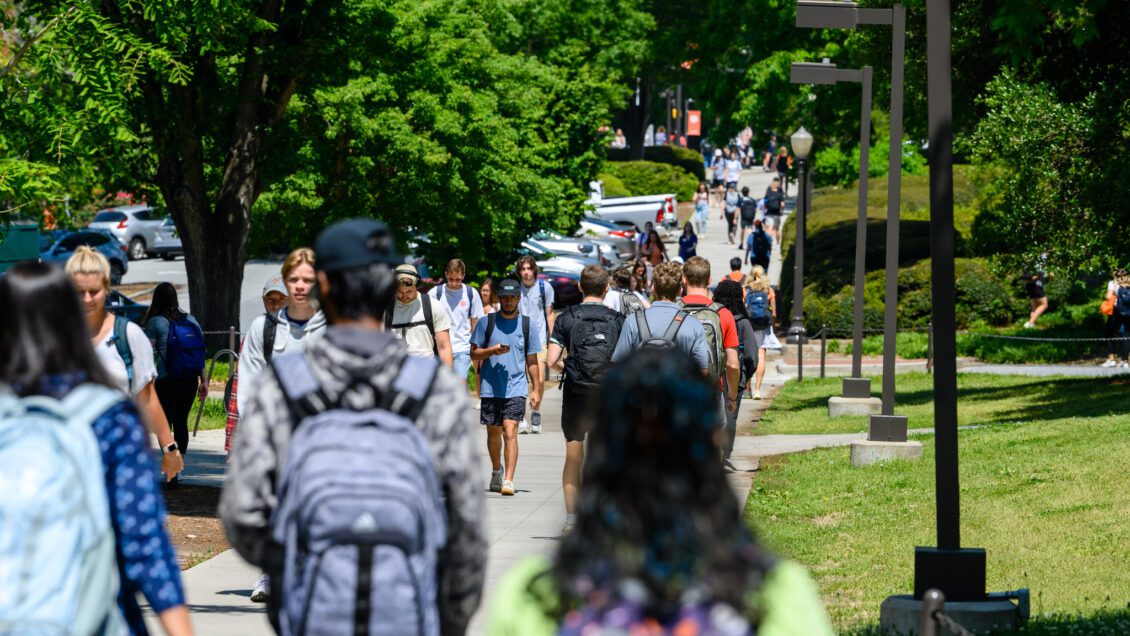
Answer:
[{"left": 0, "top": 5, "right": 79, "bottom": 81}]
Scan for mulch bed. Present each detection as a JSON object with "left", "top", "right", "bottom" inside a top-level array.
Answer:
[{"left": 162, "top": 484, "right": 230, "bottom": 570}]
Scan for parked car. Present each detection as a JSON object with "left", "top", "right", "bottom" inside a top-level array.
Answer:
[
  {"left": 527, "top": 231, "right": 615, "bottom": 268},
  {"left": 152, "top": 217, "right": 183, "bottom": 260},
  {"left": 538, "top": 270, "right": 582, "bottom": 309},
  {"left": 40, "top": 229, "right": 129, "bottom": 284},
  {"left": 87, "top": 204, "right": 168, "bottom": 261},
  {"left": 105, "top": 288, "right": 149, "bottom": 324},
  {"left": 585, "top": 181, "right": 678, "bottom": 228},
  {"left": 571, "top": 220, "right": 637, "bottom": 263},
  {"left": 589, "top": 201, "right": 673, "bottom": 234},
  {"left": 578, "top": 216, "right": 637, "bottom": 243}
]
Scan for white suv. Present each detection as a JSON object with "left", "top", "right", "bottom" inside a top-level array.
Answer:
[{"left": 87, "top": 205, "right": 168, "bottom": 261}]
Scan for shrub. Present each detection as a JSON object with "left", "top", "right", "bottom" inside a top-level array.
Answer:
[
  {"left": 597, "top": 172, "right": 631, "bottom": 197},
  {"left": 606, "top": 145, "right": 706, "bottom": 181},
  {"left": 604, "top": 160, "right": 698, "bottom": 201}
]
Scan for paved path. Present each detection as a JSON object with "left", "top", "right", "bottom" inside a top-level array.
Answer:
[{"left": 958, "top": 363, "right": 1130, "bottom": 377}]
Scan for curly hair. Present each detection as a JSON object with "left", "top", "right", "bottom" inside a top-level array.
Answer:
[{"left": 713, "top": 278, "right": 748, "bottom": 320}]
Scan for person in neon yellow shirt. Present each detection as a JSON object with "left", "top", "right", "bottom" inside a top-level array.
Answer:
[{"left": 489, "top": 348, "right": 834, "bottom": 636}]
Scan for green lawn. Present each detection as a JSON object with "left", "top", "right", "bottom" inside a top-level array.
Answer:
[
  {"left": 746, "top": 374, "right": 1130, "bottom": 632},
  {"left": 194, "top": 397, "right": 229, "bottom": 431}
]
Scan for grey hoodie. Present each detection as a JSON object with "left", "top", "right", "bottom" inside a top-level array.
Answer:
[{"left": 235, "top": 307, "right": 327, "bottom": 415}]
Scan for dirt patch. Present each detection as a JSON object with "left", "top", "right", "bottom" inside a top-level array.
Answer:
[
  {"left": 163, "top": 485, "right": 230, "bottom": 570},
  {"left": 813, "top": 511, "right": 845, "bottom": 528}
]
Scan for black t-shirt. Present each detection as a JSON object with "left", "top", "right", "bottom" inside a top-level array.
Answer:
[
  {"left": 764, "top": 188, "right": 784, "bottom": 213},
  {"left": 550, "top": 302, "right": 624, "bottom": 384}
]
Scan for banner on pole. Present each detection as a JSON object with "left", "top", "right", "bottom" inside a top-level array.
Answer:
[{"left": 686, "top": 110, "right": 702, "bottom": 136}]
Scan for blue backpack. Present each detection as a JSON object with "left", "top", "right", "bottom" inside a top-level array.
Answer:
[
  {"left": 746, "top": 290, "right": 772, "bottom": 328},
  {"left": 269, "top": 352, "right": 447, "bottom": 636},
  {"left": 164, "top": 313, "right": 206, "bottom": 378},
  {"left": 1117, "top": 287, "right": 1130, "bottom": 318},
  {"left": 0, "top": 385, "right": 126, "bottom": 635}
]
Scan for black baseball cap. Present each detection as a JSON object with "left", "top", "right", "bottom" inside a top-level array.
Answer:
[
  {"left": 314, "top": 218, "right": 401, "bottom": 273},
  {"left": 497, "top": 279, "right": 521, "bottom": 297}
]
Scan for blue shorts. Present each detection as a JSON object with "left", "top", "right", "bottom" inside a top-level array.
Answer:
[{"left": 480, "top": 397, "right": 526, "bottom": 426}]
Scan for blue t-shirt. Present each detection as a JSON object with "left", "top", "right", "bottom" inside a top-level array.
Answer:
[{"left": 470, "top": 314, "right": 543, "bottom": 399}]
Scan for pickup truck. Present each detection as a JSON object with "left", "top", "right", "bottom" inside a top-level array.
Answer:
[{"left": 585, "top": 180, "right": 678, "bottom": 231}]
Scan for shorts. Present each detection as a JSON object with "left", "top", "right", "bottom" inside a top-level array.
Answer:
[
  {"left": 726, "top": 181, "right": 738, "bottom": 190},
  {"left": 741, "top": 216, "right": 755, "bottom": 228},
  {"left": 711, "top": 178, "right": 724, "bottom": 188},
  {"left": 480, "top": 396, "right": 526, "bottom": 426},
  {"left": 561, "top": 384, "right": 595, "bottom": 442},
  {"left": 763, "top": 214, "right": 780, "bottom": 229},
  {"left": 452, "top": 351, "right": 472, "bottom": 383}
]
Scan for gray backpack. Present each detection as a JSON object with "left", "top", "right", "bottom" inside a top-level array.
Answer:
[{"left": 269, "top": 352, "right": 447, "bottom": 636}]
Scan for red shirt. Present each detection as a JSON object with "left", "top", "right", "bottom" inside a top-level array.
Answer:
[{"left": 680, "top": 294, "right": 739, "bottom": 350}]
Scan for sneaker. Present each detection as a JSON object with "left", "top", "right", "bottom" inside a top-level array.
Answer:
[
  {"left": 473, "top": 401, "right": 481, "bottom": 410},
  {"left": 562, "top": 519, "right": 575, "bottom": 535},
  {"left": 722, "top": 458, "right": 737, "bottom": 472},
  {"left": 489, "top": 467, "right": 504, "bottom": 492},
  {"left": 753, "top": 390, "right": 762, "bottom": 400},
  {"left": 500, "top": 480, "right": 515, "bottom": 496},
  {"left": 1101, "top": 359, "right": 1118, "bottom": 368},
  {"left": 1023, "top": 321, "right": 1034, "bottom": 329},
  {"left": 1120, "top": 361, "right": 1129, "bottom": 369},
  {"left": 518, "top": 419, "right": 529, "bottom": 434},
  {"left": 250, "top": 573, "right": 270, "bottom": 603}
]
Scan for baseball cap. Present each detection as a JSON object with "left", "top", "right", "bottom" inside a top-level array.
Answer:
[
  {"left": 262, "top": 272, "right": 287, "bottom": 298},
  {"left": 395, "top": 263, "right": 420, "bottom": 282},
  {"left": 314, "top": 218, "right": 401, "bottom": 273},
  {"left": 497, "top": 279, "right": 521, "bottom": 297},
  {"left": 714, "top": 149, "right": 723, "bottom": 157}
]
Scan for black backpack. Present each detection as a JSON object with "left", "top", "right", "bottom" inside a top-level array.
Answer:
[
  {"left": 1117, "top": 287, "right": 1130, "bottom": 318},
  {"left": 749, "top": 230, "right": 771, "bottom": 262},
  {"left": 385, "top": 294, "right": 439, "bottom": 357},
  {"left": 564, "top": 306, "right": 623, "bottom": 393},
  {"left": 740, "top": 196, "right": 757, "bottom": 222}
]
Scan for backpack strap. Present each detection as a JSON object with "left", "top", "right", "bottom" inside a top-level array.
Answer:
[
  {"left": 483, "top": 313, "right": 498, "bottom": 347},
  {"left": 382, "top": 355, "right": 440, "bottom": 420},
  {"left": 262, "top": 312, "right": 280, "bottom": 363},
  {"left": 538, "top": 279, "right": 549, "bottom": 322},
  {"left": 112, "top": 315, "right": 134, "bottom": 389},
  {"left": 661, "top": 311, "right": 687, "bottom": 342},
  {"left": 271, "top": 353, "right": 333, "bottom": 429},
  {"left": 522, "top": 316, "right": 530, "bottom": 356},
  {"left": 636, "top": 309, "right": 653, "bottom": 342},
  {"left": 421, "top": 294, "right": 438, "bottom": 357}
]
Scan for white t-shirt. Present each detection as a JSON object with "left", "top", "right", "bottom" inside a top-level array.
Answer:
[
  {"left": 390, "top": 294, "right": 452, "bottom": 359},
  {"left": 95, "top": 320, "right": 158, "bottom": 397},
  {"left": 518, "top": 279, "right": 554, "bottom": 353},
  {"left": 430, "top": 284, "right": 485, "bottom": 354},
  {"left": 602, "top": 288, "right": 647, "bottom": 313},
  {"left": 725, "top": 158, "right": 743, "bottom": 182}
]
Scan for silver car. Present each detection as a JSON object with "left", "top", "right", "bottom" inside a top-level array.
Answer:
[
  {"left": 152, "top": 217, "right": 184, "bottom": 261},
  {"left": 87, "top": 204, "right": 168, "bottom": 261},
  {"left": 527, "top": 232, "right": 614, "bottom": 268}
]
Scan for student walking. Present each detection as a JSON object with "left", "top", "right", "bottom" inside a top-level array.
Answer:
[
  {"left": 429, "top": 258, "right": 484, "bottom": 386},
  {"left": 1101, "top": 269, "right": 1130, "bottom": 367},
  {"left": 224, "top": 273, "right": 288, "bottom": 454},
  {"left": 711, "top": 149, "right": 727, "bottom": 206},
  {"left": 723, "top": 185, "right": 740, "bottom": 244},
  {"left": 678, "top": 222, "right": 698, "bottom": 261},
  {"left": 738, "top": 186, "right": 758, "bottom": 248},
  {"left": 0, "top": 261, "right": 193, "bottom": 636},
  {"left": 488, "top": 349, "right": 834, "bottom": 636},
  {"left": 746, "top": 218, "right": 773, "bottom": 271},
  {"left": 776, "top": 147, "right": 792, "bottom": 196},
  {"left": 713, "top": 278, "right": 759, "bottom": 469},
  {"left": 764, "top": 178, "right": 785, "bottom": 238},
  {"left": 679, "top": 256, "right": 742, "bottom": 429},
  {"left": 611, "top": 262, "right": 709, "bottom": 369},
  {"left": 546, "top": 266, "right": 624, "bottom": 534},
  {"left": 1023, "top": 272, "right": 1049, "bottom": 328},
  {"left": 144, "top": 282, "right": 208, "bottom": 477},
  {"left": 602, "top": 267, "right": 650, "bottom": 315},
  {"left": 471, "top": 279, "right": 544, "bottom": 496},
  {"left": 516, "top": 256, "right": 554, "bottom": 433},
  {"left": 746, "top": 265, "right": 777, "bottom": 399},
  {"left": 66, "top": 246, "right": 184, "bottom": 481},
  {"left": 693, "top": 181, "right": 711, "bottom": 235},
  {"left": 221, "top": 219, "right": 487, "bottom": 636},
  {"left": 388, "top": 263, "right": 455, "bottom": 365}
]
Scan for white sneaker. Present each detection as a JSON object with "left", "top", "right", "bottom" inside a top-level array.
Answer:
[
  {"left": 1023, "top": 322, "right": 1034, "bottom": 329},
  {"left": 531, "top": 423, "right": 541, "bottom": 434},
  {"left": 753, "top": 390, "right": 762, "bottom": 400},
  {"left": 518, "top": 419, "right": 530, "bottom": 434},
  {"left": 1120, "top": 361, "right": 1129, "bottom": 369},
  {"left": 250, "top": 573, "right": 270, "bottom": 603},
  {"left": 489, "top": 466, "right": 504, "bottom": 493},
  {"left": 500, "top": 480, "right": 515, "bottom": 496},
  {"left": 1101, "top": 359, "right": 1118, "bottom": 368},
  {"left": 473, "top": 401, "right": 481, "bottom": 410}
]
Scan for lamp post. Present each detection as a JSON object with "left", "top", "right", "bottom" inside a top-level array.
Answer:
[
  {"left": 787, "top": 127, "right": 813, "bottom": 347},
  {"left": 790, "top": 61, "right": 874, "bottom": 404}
]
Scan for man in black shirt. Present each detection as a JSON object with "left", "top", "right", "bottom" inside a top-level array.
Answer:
[
  {"left": 763, "top": 178, "right": 786, "bottom": 240},
  {"left": 546, "top": 265, "right": 624, "bottom": 534}
]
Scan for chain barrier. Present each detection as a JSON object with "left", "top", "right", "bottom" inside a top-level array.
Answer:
[{"left": 933, "top": 611, "right": 976, "bottom": 636}]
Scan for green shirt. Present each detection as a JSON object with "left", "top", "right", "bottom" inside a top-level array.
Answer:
[{"left": 488, "top": 555, "right": 835, "bottom": 636}]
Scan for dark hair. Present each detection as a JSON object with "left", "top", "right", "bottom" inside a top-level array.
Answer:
[
  {"left": 516, "top": 255, "right": 539, "bottom": 275},
  {"left": 613, "top": 267, "right": 633, "bottom": 290},
  {"left": 144, "top": 282, "right": 183, "bottom": 327},
  {"left": 551, "top": 349, "right": 772, "bottom": 621},
  {"left": 321, "top": 263, "right": 396, "bottom": 323},
  {"left": 579, "top": 265, "right": 609, "bottom": 297},
  {"left": 479, "top": 277, "right": 497, "bottom": 306},
  {"left": 682, "top": 222, "right": 696, "bottom": 237},
  {"left": 0, "top": 261, "right": 113, "bottom": 394},
  {"left": 713, "top": 278, "right": 748, "bottom": 320},
  {"left": 741, "top": 186, "right": 750, "bottom": 196},
  {"left": 730, "top": 257, "right": 742, "bottom": 271}
]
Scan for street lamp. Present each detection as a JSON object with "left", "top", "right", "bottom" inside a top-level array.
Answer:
[
  {"left": 790, "top": 61, "right": 875, "bottom": 406},
  {"left": 786, "top": 127, "right": 813, "bottom": 347}
]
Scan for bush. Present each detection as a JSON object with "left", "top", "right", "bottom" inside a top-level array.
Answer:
[
  {"left": 604, "top": 160, "right": 698, "bottom": 201},
  {"left": 606, "top": 145, "right": 706, "bottom": 181},
  {"left": 597, "top": 172, "right": 631, "bottom": 197}
]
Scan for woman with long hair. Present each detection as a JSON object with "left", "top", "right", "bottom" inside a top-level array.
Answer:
[
  {"left": 235, "top": 247, "right": 327, "bottom": 604},
  {"left": 631, "top": 260, "right": 652, "bottom": 298},
  {"left": 488, "top": 349, "right": 832, "bottom": 634},
  {"left": 747, "top": 265, "right": 776, "bottom": 399},
  {"left": 66, "top": 246, "right": 184, "bottom": 480},
  {"left": 640, "top": 228, "right": 667, "bottom": 269},
  {"left": 713, "top": 278, "right": 759, "bottom": 469},
  {"left": 693, "top": 181, "right": 711, "bottom": 235},
  {"left": 144, "top": 282, "right": 207, "bottom": 467},
  {"left": 2, "top": 262, "right": 193, "bottom": 636},
  {"left": 678, "top": 222, "right": 698, "bottom": 262}
]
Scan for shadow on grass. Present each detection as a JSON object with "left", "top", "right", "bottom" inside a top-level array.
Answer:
[{"left": 842, "top": 608, "right": 1130, "bottom": 635}]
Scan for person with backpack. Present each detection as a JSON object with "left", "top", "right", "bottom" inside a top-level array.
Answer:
[
  {"left": 679, "top": 256, "right": 742, "bottom": 427},
  {"left": 746, "top": 218, "right": 773, "bottom": 271},
  {"left": 746, "top": 265, "right": 777, "bottom": 400},
  {"left": 487, "top": 348, "right": 834, "bottom": 636},
  {"left": 546, "top": 266, "right": 624, "bottom": 534},
  {"left": 66, "top": 246, "right": 184, "bottom": 483},
  {"left": 471, "top": 278, "right": 544, "bottom": 496},
  {"left": 611, "top": 261, "right": 708, "bottom": 370},
  {"left": 221, "top": 219, "right": 487, "bottom": 635},
  {"left": 516, "top": 255, "right": 554, "bottom": 434},
  {"left": 143, "top": 282, "right": 207, "bottom": 483},
  {"left": 1101, "top": 269, "right": 1130, "bottom": 368},
  {"left": 388, "top": 263, "right": 454, "bottom": 366},
  {"left": 713, "top": 279, "right": 760, "bottom": 470},
  {"left": 602, "top": 266, "right": 651, "bottom": 315},
  {"left": 723, "top": 184, "right": 740, "bottom": 244},
  {"left": 225, "top": 273, "right": 288, "bottom": 455},
  {"left": 1, "top": 261, "right": 193, "bottom": 636},
  {"left": 764, "top": 177, "right": 785, "bottom": 237},
  {"left": 234, "top": 248, "right": 327, "bottom": 604},
  {"left": 738, "top": 185, "right": 758, "bottom": 248},
  {"left": 430, "top": 258, "right": 485, "bottom": 386},
  {"left": 726, "top": 256, "right": 750, "bottom": 292}
]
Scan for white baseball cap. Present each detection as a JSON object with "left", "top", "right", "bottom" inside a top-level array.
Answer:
[{"left": 262, "top": 272, "right": 287, "bottom": 298}]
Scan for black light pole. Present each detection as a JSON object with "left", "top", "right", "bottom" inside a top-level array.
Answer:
[
  {"left": 790, "top": 61, "right": 873, "bottom": 399},
  {"left": 787, "top": 127, "right": 814, "bottom": 347}
]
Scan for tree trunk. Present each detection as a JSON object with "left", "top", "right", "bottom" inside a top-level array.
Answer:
[{"left": 624, "top": 79, "right": 654, "bottom": 160}]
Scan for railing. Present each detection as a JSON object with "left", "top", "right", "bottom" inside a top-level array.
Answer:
[{"left": 191, "top": 327, "right": 241, "bottom": 437}]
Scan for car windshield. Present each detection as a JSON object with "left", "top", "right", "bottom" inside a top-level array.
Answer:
[
  {"left": 93, "top": 211, "right": 127, "bottom": 223},
  {"left": 581, "top": 217, "right": 619, "bottom": 230}
]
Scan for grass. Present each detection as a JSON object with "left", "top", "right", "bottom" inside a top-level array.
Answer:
[
  {"left": 757, "top": 372, "right": 1130, "bottom": 436},
  {"left": 746, "top": 373, "right": 1130, "bottom": 632},
  {"left": 193, "top": 397, "right": 229, "bottom": 432}
]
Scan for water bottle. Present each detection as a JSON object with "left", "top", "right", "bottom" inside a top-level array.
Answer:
[{"left": 531, "top": 410, "right": 541, "bottom": 433}]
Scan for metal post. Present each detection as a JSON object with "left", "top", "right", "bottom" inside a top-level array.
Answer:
[
  {"left": 926, "top": 0, "right": 960, "bottom": 551},
  {"left": 820, "top": 325, "right": 827, "bottom": 378},
  {"left": 927, "top": 321, "right": 934, "bottom": 373},
  {"left": 676, "top": 84, "right": 684, "bottom": 139},
  {"left": 880, "top": 4, "right": 906, "bottom": 417},
  {"left": 228, "top": 326, "right": 237, "bottom": 354},
  {"left": 788, "top": 158, "right": 809, "bottom": 345},
  {"left": 918, "top": 589, "right": 945, "bottom": 636},
  {"left": 797, "top": 332, "right": 804, "bottom": 382},
  {"left": 851, "top": 67, "right": 873, "bottom": 381}
]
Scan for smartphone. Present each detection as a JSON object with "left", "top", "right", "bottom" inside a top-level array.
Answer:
[{"left": 498, "top": 344, "right": 511, "bottom": 353}]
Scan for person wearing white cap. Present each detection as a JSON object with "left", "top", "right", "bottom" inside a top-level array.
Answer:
[
  {"left": 386, "top": 263, "right": 454, "bottom": 367},
  {"left": 711, "top": 148, "right": 726, "bottom": 206}
]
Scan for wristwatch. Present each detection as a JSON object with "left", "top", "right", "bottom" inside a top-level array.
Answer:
[{"left": 163, "top": 442, "right": 180, "bottom": 455}]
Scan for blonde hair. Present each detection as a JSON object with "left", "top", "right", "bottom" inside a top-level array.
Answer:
[
  {"left": 65, "top": 245, "right": 111, "bottom": 289},
  {"left": 747, "top": 265, "right": 771, "bottom": 292},
  {"left": 282, "top": 247, "right": 316, "bottom": 279}
]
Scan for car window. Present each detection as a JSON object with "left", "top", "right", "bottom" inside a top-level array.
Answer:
[
  {"left": 132, "top": 210, "right": 151, "bottom": 221},
  {"left": 79, "top": 232, "right": 109, "bottom": 247},
  {"left": 93, "top": 211, "right": 127, "bottom": 223},
  {"left": 57, "top": 234, "right": 83, "bottom": 251}
]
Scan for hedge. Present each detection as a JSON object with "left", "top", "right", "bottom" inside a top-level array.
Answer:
[
  {"left": 604, "top": 160, "right": 699, "bottom": 201},
  {"left": 606, "top": 145, "right": 706, "bottom": 181},
  {"left": 596, "top": 172, "right": 632, "bottom": 197}
]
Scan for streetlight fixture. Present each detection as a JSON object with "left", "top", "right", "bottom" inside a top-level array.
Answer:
[
  {"left": 786, "top": 126, "right": 813, "bottom": 347},
  {"left": 790, "top": 61, "right": 877, "bottom": 410}
]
